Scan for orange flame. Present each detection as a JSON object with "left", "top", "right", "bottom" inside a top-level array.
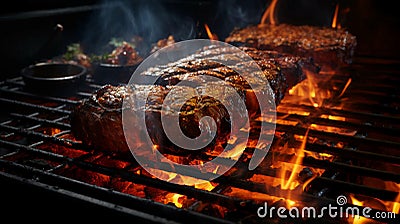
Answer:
[
  {"left": 260, "top": 0, "right": 278, "bottom": 25},
  {"left": 393, "top": 184, "right": 400, "bottom": 214},
  {"left": 302, "top": 174, "right": 317, "bottom": 191},
  {"left": 338, "top": 78, "right": 352, "bottom": 98},
  {"left": 280, "top": 128, "right": 309, "bottom": 190},
  {"left": 349, "top": 195, "right": 369, "bottom": 224},
  {"left": 149, "top": 165, "right": 217, "bottom": 208},
  {"left": 204, "top": 24, "right": 218, "bottom": 40},
  {"left": 165, "top": 193, "right": 185, "bottom": 208},
  {"left": 332, "top": 4, "right": 340, "bottom": 28},
  {"left": 287, "top": 70, "right": 331, "bottom": 108}
]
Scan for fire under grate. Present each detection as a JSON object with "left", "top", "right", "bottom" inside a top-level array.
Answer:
[{"left": 0, "top": 56, "right": 399, "bottom": 223}]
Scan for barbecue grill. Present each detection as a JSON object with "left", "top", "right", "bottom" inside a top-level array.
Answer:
[{"left": 1, "top": 0, "right": 399, "bottom": 223}]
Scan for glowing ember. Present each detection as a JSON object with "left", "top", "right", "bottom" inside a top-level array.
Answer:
[
  {"left": 146, "top": 167, "right": 217, "bottom": 192},
  {"left": 224, "top": 187, "right": 283, "bottom": 204},
  {"left": 165, "top": 193, "right": 185, "bottom": 208},
  {"left": 219, "top": 140, "right": 247, "bottom": 160},
  {"left": 310, "top": 123, "right": 357, "bottom": 136},
  {"left": 318, "top": 153, "right": 333, "bottom": 158},
  {"left": 195, "top": 181, "right": 216, "bottom": 191},
  {"left": 286, "top": 199, "right": 297, "bottom": 208},
  {"left": 260, "top": 0, "right": 278, "bottom": 25},
  {"left": 276, "top": 119, "right": 298, "bottom": 126},
  {"left": 320, "top": 114, "right": 346, "bottom": 121},
  {"left": 42, "top": 128, "right": 62, "bottom": 136},
  {"left": 349, "top": 195, "right": 370, "bottom": 224},
  {"left": 204, "top": 24, "right": 218, "bottom": 40}
]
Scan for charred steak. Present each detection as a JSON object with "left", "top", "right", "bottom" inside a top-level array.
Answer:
[
  {"left": 71, "top": 84, "right": 235, "bottom": 155},
  {"left": 137, "top": 45, "right": 317, "bottom": 106},
  {"left": 71, "top": 46, "right": 314, "bottom": 155},
  {"left": 225, "top": 24, "right": 357, "bottom": 71}
]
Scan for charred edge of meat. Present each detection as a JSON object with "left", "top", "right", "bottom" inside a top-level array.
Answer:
[
  {"left": 239, "top": 47, "right": 320, "bottom": 86},
  {"left": 137, "top": 53, "right": 301, "bottom": 106},
  {"left": 225, "top": 24, "right": 357, "bottom": 70},
  {"left": 70, "top": 84, "right": 234, "bottom": 159},
  {"left": 145, "top": 95, "right": 231, "bottom": 157},
  {"left": 70, "top": 85, "right": 132, "bottom": 155},
  {"left": 71, "top": 46, "right": 312, "bottom": 158}
]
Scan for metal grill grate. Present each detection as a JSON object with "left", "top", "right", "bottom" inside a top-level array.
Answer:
[{"left": 0, "top": 56, "right": 399, "bottom": 223}]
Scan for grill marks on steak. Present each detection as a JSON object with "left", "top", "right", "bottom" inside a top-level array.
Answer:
[
  {"left": 70, "top": 85, "right": 132, "bottom": 154},
  {"left": 225, "top": 24, "right": 357, "bottom": 71},
  {"left": 137, "top": 45, "right": 313, "bottom": 106},
  {"left": 71, "top": 84, "right": 233, "bottom": 156},
  {"left": 71, "top": 45, "right": 313, "bottom": 155}
]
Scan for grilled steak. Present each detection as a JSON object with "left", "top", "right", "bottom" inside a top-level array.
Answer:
[
  {"left": 71, "top": 45, "right": 313, "bottom": 155},
  {"left": 225, "top": 24, "right": 357, "bottom": 71},
  {"left": 137, "top": 45, "right": 315, "bottom": 105},
  {"left": 70, "top": 85, "right": 140, "bottom": 155},
  {"left": 71, "top": 84, "right": 235, "bottom": 156}
]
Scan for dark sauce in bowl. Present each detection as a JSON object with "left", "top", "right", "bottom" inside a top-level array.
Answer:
[{"left": 21, "top": 62, "right": 88, "bottom": 96}]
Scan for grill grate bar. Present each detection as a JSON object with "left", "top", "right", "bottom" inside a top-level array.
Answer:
[
  {"left": 251, "top": 150, "right": 400, "bottom": 186},
  {"left": 2, "top": 114, "right": 399, "bottom": 201},
  {"left": 0, "top": 139, "right": 245, "bottom": 209},
  {"left": 312, "top": 177, "right": 399, "bottom": 202},
  {"left": 275, "top": 122, "right": 400, "bottom": 150},
  {"left": 3, "top": 116, "right": 398, "bottom": 205},
  {"left": 0, "top": 83, "right": 80, "bottom": 105},
  {"left": 6, "top": 107, "right": 400, "bottom": 179},
  {"left": 0, "top": 97, "right": 71, "bottom": 115},
  {"left": 302, "top": 157, "right": 400, "bottom": 183},
  {"left": 3, "top": 152, "right": 396, "bottom": 223},
  {"left": 9, "top": 112, "right": 71, "bottom": 129},
  {"left": 0, "top": 137, "right": 376, "bottom": 218},
  {"left": 304, "top": 142, "right": 400, "bottom": 164},
  {"left": 277, "top": 112, "right": 400, "bottom": 136},
  {"left": 0, "top": 123, "right": 84, "bottom": 149},
  {"left": 281, "top": 102, "right": 400, "bottom": 123},
  {"left": 1, "top": 56, "right": 400, "bottom": 223},
  {"left": 0, "top": 160, "right": 234, "bottom": 224}
]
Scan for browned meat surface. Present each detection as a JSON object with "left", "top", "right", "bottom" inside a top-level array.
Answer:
[
  {"left": 71, "top": 45, "right": 314, "bottom": 155},
  {"left": 70, "top": 85, "right": 136, "bottom": 154},
  {"left": 225, "top": 24, "right": 357, "bottom": 71},
  {"left": 238, "top": 47, "right": 319, "bottom": 89},
  {"left": 70, "top": 84, "right": 233, "bottom": 156},
  {"left": 137, "top": 45, "right": 315, "bottom": 106}
]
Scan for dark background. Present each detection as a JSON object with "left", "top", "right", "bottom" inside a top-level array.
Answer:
[{"left": 1, "top": 0, "right": 399, "bottom": 79}]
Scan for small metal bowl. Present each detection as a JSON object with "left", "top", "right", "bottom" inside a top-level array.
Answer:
[
  {"left": 21, "top": 62, "right": 87, "bottom": 96},
  {"left": 91, "top": 62, "right": 139, "bottom": 85}
]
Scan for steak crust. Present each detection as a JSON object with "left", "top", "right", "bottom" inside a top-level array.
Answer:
[
  {"left": 70, "top": 84, "right": 233, "bottom": 155},
  {"left": 225, "top": 24, "right": 357, "bottom": 71},
  {"left": 71, "top": 45, "right": 315, "bottom": 155}
]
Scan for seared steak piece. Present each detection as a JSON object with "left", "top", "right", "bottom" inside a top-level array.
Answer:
[
  {"left": 238, "top": 47, "right": 319, "bottom": 87},
  {"left": 71, "top": 45, "right": 313, "bottom": 155},
  {"left": 225, "top": 24, "right": 357, "bottom": 71},
  {"left": 70, "top": 84, "right": 235, "bottom": 156},
  {"left": 70, "top": 84, "right": 144, "bottom": 154},
  {"left": 137, "top": 45, "right": 314, "bottom": 106}
]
